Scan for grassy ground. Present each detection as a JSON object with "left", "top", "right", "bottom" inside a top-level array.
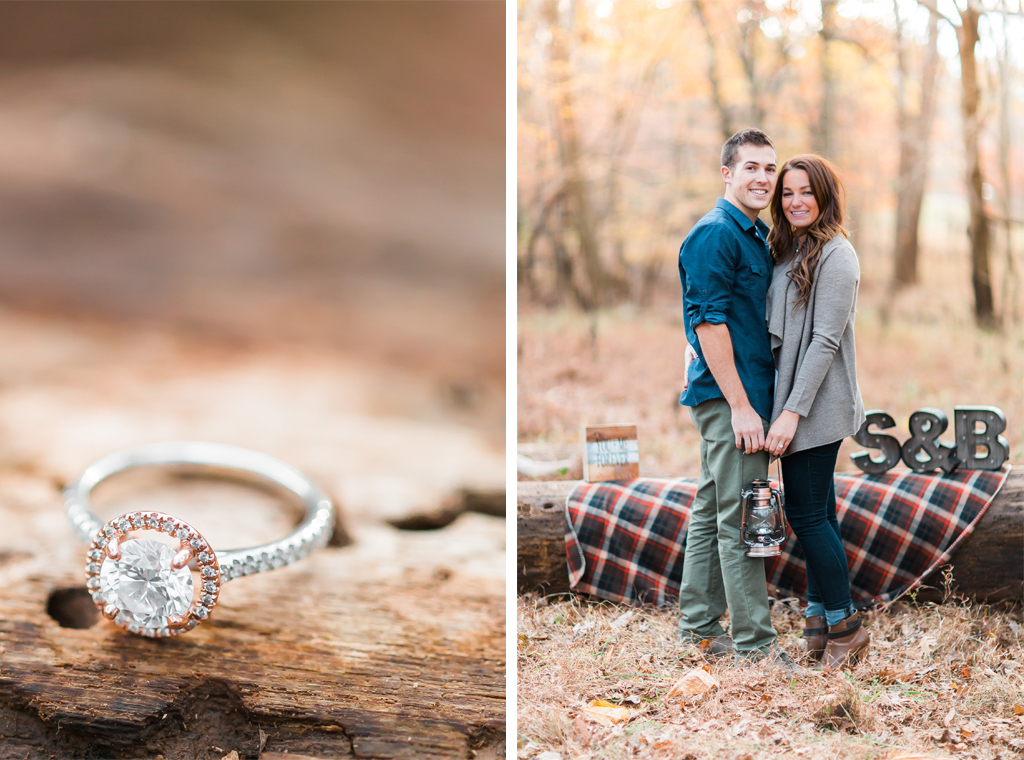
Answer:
[{"left": 518, "top": 583, "right": 1024, "bottom": 760}]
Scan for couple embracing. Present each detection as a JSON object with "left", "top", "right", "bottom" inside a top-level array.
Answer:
[{"left": 678, "top": 128, "right": 870, "bottom": 670}]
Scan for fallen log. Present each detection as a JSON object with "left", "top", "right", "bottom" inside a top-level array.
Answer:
[{"left": 517, "top": 470, "right": 1024, "bottom": 603}]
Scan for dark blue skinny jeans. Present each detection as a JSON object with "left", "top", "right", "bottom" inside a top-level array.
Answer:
[{"left": 780, "top": 439, "right": 854, "bottom": 620}]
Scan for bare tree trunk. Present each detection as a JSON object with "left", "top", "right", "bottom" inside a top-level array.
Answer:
[
  {"left": 518, "top": 190, "right": 537, "bottom": 298},
  {"left": 524, "top": 186, "right": 568, "bottom": 303},
  {"left": 737, "top": 0, "right": 766, "bottom": 128},
  {"left": 892, "top": 5, "right": 940, "bottom": 290},
  {"left": 602, "top": 43, "right": 671, "bottom": 306},
  {"left": 997, "top": 19, "right": 1019, "bottom": 324},
  {"left": 693, "top": 0, "right": 733, "bottom": 141},
  {"left": 813, "top": 0, "right": 838, "bottom": 159},
  {"left": 958, "top": 5, "right": 996, "bottom": 327},
  {"left": 544, "top": 0, "right": 603, "bottom": 310}
]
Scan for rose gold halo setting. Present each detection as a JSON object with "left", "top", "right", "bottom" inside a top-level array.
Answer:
[{"left": 84, "top": 511, "right": 221, "bottom": 637}]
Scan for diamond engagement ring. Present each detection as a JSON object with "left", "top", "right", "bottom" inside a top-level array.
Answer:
[{"left": 64, "top": 441, "right": 335, "bottom": 638}]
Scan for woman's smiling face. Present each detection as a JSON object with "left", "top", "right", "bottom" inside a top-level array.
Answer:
[{"left": 780, "top": 168, "right": 819, "bottom": 230}]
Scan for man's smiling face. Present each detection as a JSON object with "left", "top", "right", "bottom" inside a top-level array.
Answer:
[{"left": 722, "top": 144, "right": 777, "bottom": 221}]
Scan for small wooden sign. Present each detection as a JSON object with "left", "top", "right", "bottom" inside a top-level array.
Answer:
[{"left": 583, "top": 424, "right": 639, "bottom": 482}]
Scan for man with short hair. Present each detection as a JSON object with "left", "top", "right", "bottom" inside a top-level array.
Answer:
[{"left": 677, "top": 128, "right": 781, "bottom": 661}]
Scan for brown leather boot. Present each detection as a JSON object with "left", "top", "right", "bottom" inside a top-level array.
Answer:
[
  {"left": 799, "top": 615, "right": 827, "bottom": 661},
  {"left": 821, "top": 611, "right": 870, "bottom": 670}
]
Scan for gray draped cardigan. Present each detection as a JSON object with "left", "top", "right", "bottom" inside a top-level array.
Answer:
[{"left": 766, "top": 235, "right": 866, "bottom": 454}]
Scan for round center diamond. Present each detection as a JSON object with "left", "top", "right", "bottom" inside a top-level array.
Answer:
[{"left": 99, "top": 538, "right": 193, "bottom": 628}]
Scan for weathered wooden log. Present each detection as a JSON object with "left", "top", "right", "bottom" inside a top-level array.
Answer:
[
  {"left": 0, "top": 315, "right": 505, "bottom": 758},
  {"left": 3, "top": 475, "right": 505, "bottom": 760},
  {"left": 517, "top": 471, "right": 1024, "bottom": 603}
]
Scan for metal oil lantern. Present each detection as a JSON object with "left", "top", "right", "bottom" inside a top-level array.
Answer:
[{"left": 739, "top": 478, "right": 787, "bottom": 557}]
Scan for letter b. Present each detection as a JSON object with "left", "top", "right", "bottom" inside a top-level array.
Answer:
[{"left": 954, "top": 406, "right": 1009, "bottom": 470}]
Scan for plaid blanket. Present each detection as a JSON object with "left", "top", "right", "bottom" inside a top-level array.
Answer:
[{"left": 565, "top": 467, "right": 1011, "bottom": 607}]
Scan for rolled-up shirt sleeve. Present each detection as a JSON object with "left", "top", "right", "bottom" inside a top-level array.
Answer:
[
  {"left": 784, "top": 246, "right": 860, "bottom": 416},
  {"left": 679, "top": 224, "right": 737, "bottom": 329}
]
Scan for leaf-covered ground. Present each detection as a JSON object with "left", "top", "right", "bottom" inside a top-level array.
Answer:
[{"left": 518, "top": 584, "right": 1024, "bottom": 760}]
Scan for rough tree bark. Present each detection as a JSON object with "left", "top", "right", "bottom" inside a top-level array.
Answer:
[
  {"left": 543, "top": 0, "right": 604, "bottom": 310},
  {"left": 812, "top": 0, "right": 839, "bottom": 160},
  {"left": 996, "top": 21, "right": 1019, "bottom": 324},
  {"left": 957, "top": 3, "right": 996, "bottom": 327},
  {"left": 517, "top": 472, "right": 1024, "bottom": 603},
  {"left": 693, "top": 0, "right": 734, "bottom": 141},
  {"left": 736, "top": 0, "right": 767, "bottom": 129},
  {"left": 892, "top": 4, "right": 940, "bottom": 290}
]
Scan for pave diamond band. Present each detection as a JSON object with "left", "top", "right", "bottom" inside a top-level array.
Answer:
[{"left": 65, "top": 442, "right": 335, "bottom": 637}]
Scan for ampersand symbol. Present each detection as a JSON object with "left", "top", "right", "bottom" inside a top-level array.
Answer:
[{"left": 900, "top": 407, "right": 961, "bottom": 475}]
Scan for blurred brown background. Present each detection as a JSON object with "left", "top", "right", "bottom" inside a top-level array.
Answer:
[{"left": 0, "top": 1, "right": 504, "bottom": 397}]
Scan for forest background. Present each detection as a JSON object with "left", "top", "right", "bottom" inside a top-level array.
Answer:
[
  {"left": 517, "top": 3, "right": 1024, "bottom": 759},
  {"left": 517, "top": 0, "right": 1024, "bottom": 478}
]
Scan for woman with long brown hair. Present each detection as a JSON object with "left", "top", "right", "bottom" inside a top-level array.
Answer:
[{"left": 762, "top": 154, "right": 870, "bottom": 669}]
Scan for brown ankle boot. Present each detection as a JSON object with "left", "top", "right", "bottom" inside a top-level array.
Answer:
[
  {"left": 821, "top": 611, "right": 870, "bottom": 669},
  {"left": 799, "top": 615, "right": 827, "bottom": 661}
]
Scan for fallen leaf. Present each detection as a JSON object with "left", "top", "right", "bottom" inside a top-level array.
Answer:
[
  {"left": 573, "top": 714, "right": 591, "bottom": 741},
  {"left": 809, "top": 693, "right": 859, "bottom": 730},
  {"left": 603, "top": 645, "right": 615, "bottom": 662},
  {"left": 918, "top": 635, "right": 939, "bottom": 658},
  {"left": 610, "top": 610, "right": 636, "bottom": 630},
  {"left": 573, "top": 619, "right": 596, "bottom": 638},
  {"left": 581, "top": 699, "right": 633, "bottom": 726},
  {"left": 731, "top": 718, "right": 751, "bottom": 736},
  {"left": 638, "top": 653, "right": 654, "bottom": 672},
  {"left": 943, "top": 707, "right": 956, "bottom": 727},
  {"left": 666, "top": 668, "right": 719, "bottom": 699},
  {"left": 959, "top": 666, "right": 971, "bottom": 678},
  {"left": 1014, "top": 705, "right": 1024, "bottom": 715},
  {"left": 222, "top": 753, "right": 240, "bottom": 760}
]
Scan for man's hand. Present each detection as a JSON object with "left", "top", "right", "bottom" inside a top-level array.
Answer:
[
  {"left": 682, "top": 343, "right": 698, "bottom": 391},
  {"left": 732, "top": 404, "right": 765, "bottom": 454},
  {"left": 764, "top": 410, "right": 800, "bottom": 457},
  {"left": 693, "top": 322, "right": 765, "bottom": 453}
]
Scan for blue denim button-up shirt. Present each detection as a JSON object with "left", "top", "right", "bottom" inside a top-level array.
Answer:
[{"left": 678, "top": 198, "right": 775, "bottom": 421}]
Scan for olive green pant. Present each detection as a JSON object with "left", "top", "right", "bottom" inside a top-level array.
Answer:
[{"left": 677, "top": 398, "right": 776, "bottom": 653}]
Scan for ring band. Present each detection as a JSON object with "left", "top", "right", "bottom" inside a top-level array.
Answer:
[{"left": 64, "top": 441, "right": 335, "bottom": 638}]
